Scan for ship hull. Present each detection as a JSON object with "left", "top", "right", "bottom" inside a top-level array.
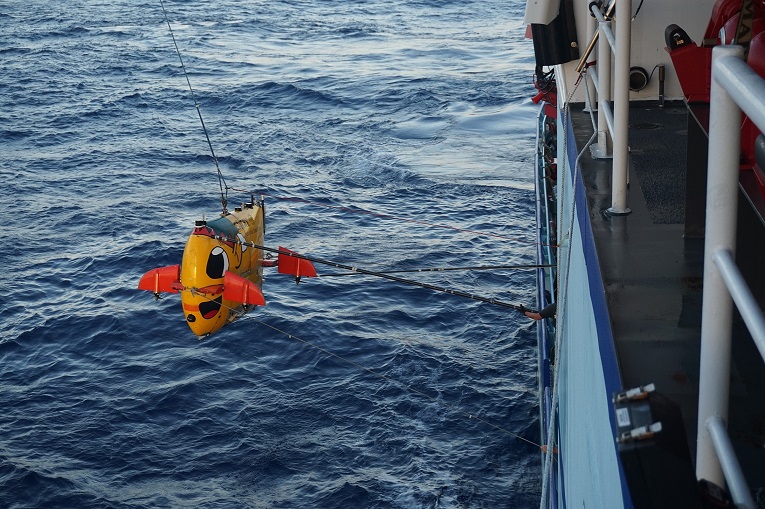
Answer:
[{"left": 534, "top": 107, "right": 630, "bottom": 508}]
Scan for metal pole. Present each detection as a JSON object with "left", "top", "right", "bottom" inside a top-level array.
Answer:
[
  {"left": 594, "top": 13, "right": 612, "bottom": 159},
  {"left": 584, "top": 12, "right": 598, "bottom": 113},
  {"left": 714, "top": 249, "right": 765, "bottom": 360},
  {"left": 594, "top": 9, "right": 618, "bottom": 51},
  {"left": 599, "top": 97, "right": 616, "bottom": 139},
  {"left": 696, "top": 45, "right": 744, "bottom": 486},
  {"left": 608, "top": 0, "right": 632, "bottom": 215},
  {"left": 706, "top": 416, "right": 756, "bottom": 508}
]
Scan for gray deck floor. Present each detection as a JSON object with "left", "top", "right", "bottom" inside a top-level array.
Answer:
[{"left": 569, "top": 102, "right": 765, "bottom": 496}]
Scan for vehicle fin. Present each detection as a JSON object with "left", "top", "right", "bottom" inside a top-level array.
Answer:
[
  {"left": 223, "top": 271, "right": 266, "bottom": 305},
  {"left": 277, "top": 246, "right": 317, "bottom": 280},
  {"left": 138, "top": 265, "right": 181, "bottom": 294}
]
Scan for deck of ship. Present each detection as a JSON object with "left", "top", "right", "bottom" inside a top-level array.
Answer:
[{"left": 569, "top": 100, "right": 765, "bottom": 496}]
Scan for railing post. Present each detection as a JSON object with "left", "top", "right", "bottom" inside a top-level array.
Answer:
[
  {"left": 593, "top": 15, "right": 612, "bottom": 159},
  {"left": 584, "top": 13, "right": 598, "bottom": 114},
  {"left": 706, "top": 416, "right": 757, "bottom": 508},
  {"left": 696, "top": 45, "right": 744, "bottom": 487},
  {"left": 607, "top": 0, "right": 632, "bottom": 215}
]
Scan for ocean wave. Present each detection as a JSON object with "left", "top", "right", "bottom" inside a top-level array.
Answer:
[{"left": 1, "top": 0, "right": 539, "bottom": 506}]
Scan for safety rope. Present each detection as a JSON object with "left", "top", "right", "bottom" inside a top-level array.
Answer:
[
  {"left": 227, "top": 188, "right": 555, "bottom": 248},
  {"left": 318, "top": 263, "right": 555, "bottom": 277},
  {"left": 160, "top": 0, "right": 228, "bottom": 215},
  {"left": 212, "top": 236, "right": 532, "bottom": 313}
]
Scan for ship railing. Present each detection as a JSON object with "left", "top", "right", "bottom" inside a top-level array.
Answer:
[
  {"left": 583, "top": 3, "right": 614, "bottom": 159},
  {"left": 537, "top": 116, "right": 557, "bottom": 306},
  {"left": 534, "top": 103, "right": 559, "bottom": 509},
  {"left": 576, "top": 0, "right": 632, "bottom": 216},
  {"left": 696, "top": 44, "right": 765, "bottom": 509}
]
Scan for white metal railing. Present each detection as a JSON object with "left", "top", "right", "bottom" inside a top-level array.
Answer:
[
  {"left": 714, "top": 249, "right": 765, "bottom": 355},
  {"left": 609, "top": 0, "right": 631, "bottom": 215},
  {"left": 578, "top": 0, "right": 631, "bottom": 215},
  {"left": 587, "top": 68, "right": 616, "bottom": 144},
  {"left": 535, "top": 105, "right": 559, "bottom": 509},
  {"left": 706, "top": 416, "right": 756, "bottom": 508},
  {"left": 591, "top": 5, "right": 617, "bottom": 48},
  {"left": 584, "top": 3, "right": 613, "bottom": 159},
  {"left": 696, "top": 44, "right": 765, "bottom": 509}
]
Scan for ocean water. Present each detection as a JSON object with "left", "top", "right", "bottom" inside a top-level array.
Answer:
[{"left": 0, "top": 1, "right": 540, "bottom": 507}]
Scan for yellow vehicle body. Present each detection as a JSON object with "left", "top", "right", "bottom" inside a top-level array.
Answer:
[
  {"left": 138, "top": 198, "right": 317, "bottom": 337},
  {"left": 180, "top": 204, "right": 265, "bottom": 336},
  {"left": 138, "top": 201, "right": 265, "bottom": 337}
]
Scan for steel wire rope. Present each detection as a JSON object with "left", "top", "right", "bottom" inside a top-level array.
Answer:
[
  {"left": 200, "top": 228, "right": 541, "bottom": 311},
  {"left": 539, "top": 70, "right": 593, "bottom": 509},
  {"left": 185, "top": 289, "right": 542, "bottom": 449},
  {"left": 214, "top": 236, "right": 531, "bottom": 312},
  {"left": 160, "top": 0, "right": 229, "bottom": 214}
]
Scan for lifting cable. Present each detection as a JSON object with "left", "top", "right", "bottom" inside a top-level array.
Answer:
[
  {"left": 160, "top": 0, "right": 228, "bottom": 214},
  {"left": 212, "top": 235, "right": 532, "bottom": 313}
]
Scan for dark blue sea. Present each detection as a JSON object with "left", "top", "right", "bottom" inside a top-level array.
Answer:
[{"left": 1, "top": 0, "right": 540, "bottom": 507}]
